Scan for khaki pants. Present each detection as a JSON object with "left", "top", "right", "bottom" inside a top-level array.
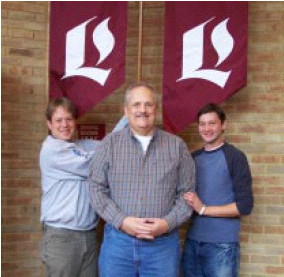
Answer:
[{"left": 40, "top": 225, "right": 98, "bottom": 277}]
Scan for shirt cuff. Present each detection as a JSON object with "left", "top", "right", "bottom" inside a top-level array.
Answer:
[
  {"left": 162, "top": 214, "right": 177, "bottom": 232},
  {"left": 111, "top": 212, "right": 127, "bottom": 230}
]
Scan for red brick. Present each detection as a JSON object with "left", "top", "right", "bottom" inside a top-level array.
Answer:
[
  {"left": 253, "top": 176, "right": 281, "bottom": 185},
  {"left": 265, "top": 226, "right": 284, "bottom": 235},
  {"left": 266, "top": 187, "right": 284, "bottom": 195},
  {"left": 2, "top": 216, "right": 32, "bottom": 225},
  {"left": 252, "top": 155, "right": 282, "bottom": 164},
  {"left": 226, "top": 135, "right": 251, "bottom": 143},
  {"left": 266, "top": 267, "right": 284, "bottom": 274},
  {"left": 10, "top": 48, "right": 34, "bottom": 57},
  {"left": 1, "top": 2, "right": 24, "bottom": 11},
  {"left": 23, "top": 2, "right": 47, "bottom": 13},
  {"left": 252, "top": 186, "right": 265, "bottom": 195},
  {"left": 2, "top": 197, "right": 33, "bottom": 206},
  {"left": 242, "top": 225, "right": 264, "bottom": 234},
  {"left": 9, "top": 10, "right": 36, "bottom": 21},
  {"left": 238, "top": 124, "right": 265, "bottom": 134},
  {"left": 2, "top": 233, "right": 31, "bottom": 243}
]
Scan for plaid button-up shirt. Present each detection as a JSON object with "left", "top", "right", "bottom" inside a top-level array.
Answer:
[{"left": 88, "top": 127, "right": 195, "bottom": 231}]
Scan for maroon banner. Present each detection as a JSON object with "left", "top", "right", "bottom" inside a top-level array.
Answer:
[
  {"left": 49, "top": 2, "right": 127, "bottom": 116},
  {"left": 163, "top": 2, "right": 248, "bottom": 133}
]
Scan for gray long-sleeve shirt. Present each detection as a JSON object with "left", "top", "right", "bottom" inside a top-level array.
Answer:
[
  {"left": 40, "top": 116, "right": 129, "bottom": 230},
  {"left": 40, "top": 136, "right": 100, "bottom": 230},
  {"left": 88, "top": 127, "right": 195, "bottom": 231}
]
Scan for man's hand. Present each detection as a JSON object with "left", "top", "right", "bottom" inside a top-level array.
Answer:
[
  {"left": 120, "top": 217, "right": 170, "bottom": 240},
  {"left": 120, "top": 217, "right": 154, "bottom": 239},
  {"left": 136, "top": 218, "right": 169, "bottom": 238},
  {"left": 184, "top": 192, "right": 203, "bottom": 214}
]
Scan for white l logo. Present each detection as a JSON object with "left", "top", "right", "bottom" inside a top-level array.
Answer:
[
  {"left": 178, "top": 18, "right": 234, "bottom": 88},
  {"left": 62, "top": 17, "right": 115, "bottom": 86}
]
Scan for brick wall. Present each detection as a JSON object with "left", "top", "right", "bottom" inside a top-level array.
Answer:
[
  {"left": 1, "top": 2, "right": 283, "bottom": 276},
  {"left": 2, "top": 2, "right": 48, "bottom": 276}
]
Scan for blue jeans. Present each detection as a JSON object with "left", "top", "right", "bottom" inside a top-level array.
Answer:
[
  {"left": 182, "top": 239, "right": 240, "bottom": 277},
  {"left": 99, "top": 224, "right": 181, "bottom": 277}
]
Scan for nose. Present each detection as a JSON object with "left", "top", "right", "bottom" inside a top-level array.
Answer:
[
  {"left": 62, "top": 119, "right": 68, "bottom": 127},
  {"left": 140, "top": 104, "right": 147, "bottom": 113},
  {"left": 204, "top": 124, "right": 210, "bottom": 132}
]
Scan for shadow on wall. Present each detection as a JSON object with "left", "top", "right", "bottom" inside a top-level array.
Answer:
[{"left": 2, "top": 71, "right": 48, "bottom": 275}]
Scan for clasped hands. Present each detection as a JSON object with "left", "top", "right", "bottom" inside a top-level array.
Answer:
[{"left": 120, "top": 217, "right": 169, "bottom": 240}]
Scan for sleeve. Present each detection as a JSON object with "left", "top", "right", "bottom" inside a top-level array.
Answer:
[
  {"left": 75, "top": 139, "right": 100, "bottom": 152},
  {"left": 40, "top": 139, "right": 94, "bottom": 180},
  {"left": 225, "top": 145, "right": 254, "bottom": 215},
  {"left": 111, "top": 116, "right": 129, "bottom": 133},
  {"left": 163, "top": 140, "right": 196, "bottom": 231},
  {"left": 88, "top": 136, "right": 127, "bottom": 229}
]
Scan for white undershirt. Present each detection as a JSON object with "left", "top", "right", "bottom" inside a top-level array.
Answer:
[
  {"left": 134, "top": 134, "right": 153, "bottom": 153},
  {"left": 204, "top": 142, "right": 224, "bottom": 152}
]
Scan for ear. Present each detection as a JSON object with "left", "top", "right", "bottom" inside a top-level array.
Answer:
[
  {"left": 46, "top": 120, "right": 52, "bottom": 132},
  {"left": 124, "top": 106, "right": 129, "bottom": 118},
  {"left": 222, "top": 120, "right": 227, "bottom": 132},
  {"left": 155, "top": 102, "right": 159, "bottom": 110}
]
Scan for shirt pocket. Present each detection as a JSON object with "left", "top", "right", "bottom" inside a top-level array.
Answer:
[{"left": 149, "top": 153, "right": 179, "bottom": 188}]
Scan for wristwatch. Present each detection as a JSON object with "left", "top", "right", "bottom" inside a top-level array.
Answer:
[{"left": 199, "top": 205, "right": 207, "bottom": 216}]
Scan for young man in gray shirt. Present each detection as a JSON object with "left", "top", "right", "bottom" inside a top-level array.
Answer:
[{"left": 40, "top": 97, "right": 127, "bottom": 277}]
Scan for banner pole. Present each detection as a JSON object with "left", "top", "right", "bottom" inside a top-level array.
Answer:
[{"left": 137, "top": 1, "right": 143, "bottom": 82}]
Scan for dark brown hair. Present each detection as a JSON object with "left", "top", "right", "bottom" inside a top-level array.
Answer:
[{"left": 198, "top": 103, "right": 226, "bottom": 124}]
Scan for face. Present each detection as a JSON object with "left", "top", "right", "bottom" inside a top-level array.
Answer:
[
  {"left": 47, "top": 106, "right": 76, "bottom": 140},
  {"left": 124, "top": 86, "right": 157, "bottom": 136},
  {"left": 198, "top": 112, "right": 226, "bottom": 149}
]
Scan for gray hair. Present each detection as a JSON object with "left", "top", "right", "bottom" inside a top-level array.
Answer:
[{"left": 124, "top": 82, "right": 158, "bottom": 106}]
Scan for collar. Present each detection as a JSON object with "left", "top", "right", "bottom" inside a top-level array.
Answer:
[
  {"left": 127, "top": 126, "right": 159, "bottom": 141},
  {"left": 203, "top": 142, "right": 226, "bottom": 153}
]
